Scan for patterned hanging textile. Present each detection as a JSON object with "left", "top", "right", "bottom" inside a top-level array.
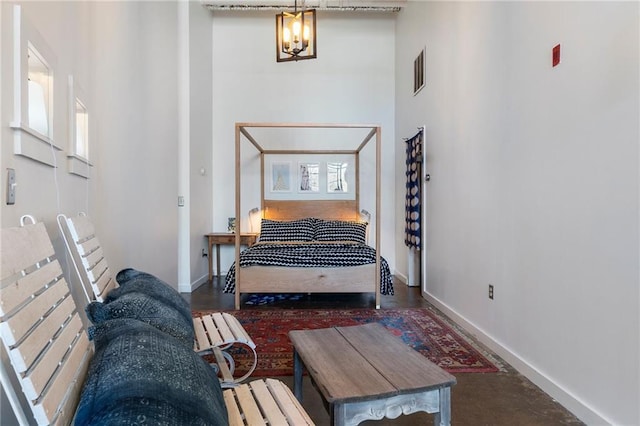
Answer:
[{"left": 404, "top": 129, "right": 423, "bottom": 249}]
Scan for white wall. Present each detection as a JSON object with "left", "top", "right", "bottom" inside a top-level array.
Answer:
[
  {"left": 90, "top": 1, "right": 180, "bottom": 286},
  {"left": 210, "top": 11, "right": 397, "bottom": 273},
  {"left": 1, "top": 1, "right": 92, "bottom": 235},
  {"left": 187, "top": 2, "right": 214, "bottom": 290},
  {"left": 1, "top": 2, "right": 216, "bottom": 422},
  {"left": 395, "top": 2, "right": 639, "bottom": 425},
  {"left": 1, "top": 2, "right": 95, "bottom": 422}
]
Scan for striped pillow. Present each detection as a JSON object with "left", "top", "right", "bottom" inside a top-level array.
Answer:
[
  {"left": 314, "top": 219, "right": 368, "bottom": 244},
  {"left": 259, "top": 218, "right": 315, "bottom": 242}
]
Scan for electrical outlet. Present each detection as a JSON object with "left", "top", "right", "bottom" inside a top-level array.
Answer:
[
  {"left": 488, "top": 284, "right": 494, "bottom": 300},
  {"left": 202, "top": 248, "right": 208, "bottom": 258}
]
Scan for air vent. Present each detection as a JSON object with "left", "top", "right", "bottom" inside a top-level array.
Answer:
[{"left": 201, "top": 0, "right": 406, "bottom": 11}]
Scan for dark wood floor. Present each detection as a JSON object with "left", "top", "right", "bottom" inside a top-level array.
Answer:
[{"left": 184, "top": 277, "right": 584, "bottom": 425}]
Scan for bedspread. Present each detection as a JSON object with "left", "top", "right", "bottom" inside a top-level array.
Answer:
[{"left": 223, "top": 242, "right": 394, "bottom": 295}]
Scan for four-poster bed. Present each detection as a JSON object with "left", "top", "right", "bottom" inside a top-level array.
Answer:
[{"left": 226, "top": 123, "right": 390, "bottom": 310}]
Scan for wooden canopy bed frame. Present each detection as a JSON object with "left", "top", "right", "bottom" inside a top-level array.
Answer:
[{"left": 233, "top": 122, "right": 382, "bottom": 310}]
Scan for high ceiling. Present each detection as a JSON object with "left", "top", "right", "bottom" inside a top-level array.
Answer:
[{"left": 201, "top": 0, "right": 406, "bottom": 11}]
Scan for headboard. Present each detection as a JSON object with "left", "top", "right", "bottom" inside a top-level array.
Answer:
[{"left": 263, "top": 200, "right": 359, "bottom": 221}]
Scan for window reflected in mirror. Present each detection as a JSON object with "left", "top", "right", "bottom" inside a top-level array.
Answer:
[{"left": 327, "top": 162, "right": 348, "bottom": 193}]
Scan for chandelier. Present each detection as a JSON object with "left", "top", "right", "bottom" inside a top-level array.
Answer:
[{"left": 275, "top": 1, "right": 317, "bottom": 62}]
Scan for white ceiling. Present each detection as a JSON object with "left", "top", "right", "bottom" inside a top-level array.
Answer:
[{"left": 201, "top": 0, "right": 406, "bottom": 11}]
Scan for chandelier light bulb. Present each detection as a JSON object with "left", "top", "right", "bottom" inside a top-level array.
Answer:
[
  {"left": 292, "top": 20, "right": 301, "bottom": 43},
  {"left": 283, "top": 27, "right": 291, "bottom": 50}
]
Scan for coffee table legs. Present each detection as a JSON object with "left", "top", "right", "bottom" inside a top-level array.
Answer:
[
  {"left": 293, "top": 349, "right": 304, "bottom": 401},
  {"left": 292, "top": 348, "right": 452, "bottom": 426},
  {"left": 434, "top": 386, "right": 452, "bottom": 426},
  {"left": 329, "top": 389, "right": 452, "bottom": 426}
]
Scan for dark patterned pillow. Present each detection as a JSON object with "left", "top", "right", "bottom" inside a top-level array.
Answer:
[
  {"left": 110, "top": 268, "right": 193, "bottom": 327},
  {"left": 76, "top": 318, "right": 228, "bottom": 426},
  {"left": 85, "top": 292, "right": 195, "bottom": 348},
  {"left": 258, "top": 218, "right": 315, "bottom": 242},
  {"left": 314, "top": 219, "right": 368, "bottom": 244}
]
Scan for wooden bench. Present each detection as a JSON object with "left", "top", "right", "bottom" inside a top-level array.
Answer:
[
  {"left": 1, "top": 221, "right": 90, "bottom": 425},
  {"left": 224, "top": 378, "right": 314, "bottom": 426},
  {"left": 1, "top": 219, "right": 314, "bottom": 425},
  {"left": 57, "top": 213, "right": 257, "bottom": 386}
]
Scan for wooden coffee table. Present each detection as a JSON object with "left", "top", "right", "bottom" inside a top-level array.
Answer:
[{"left": 289, "top": 323, "right": 456, "bottom": 426}]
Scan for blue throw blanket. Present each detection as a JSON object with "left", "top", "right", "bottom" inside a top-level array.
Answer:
[{"left": 75, "top": 318, "right": 228, "bottom": 425}]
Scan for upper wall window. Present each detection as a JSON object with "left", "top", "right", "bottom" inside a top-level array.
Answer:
[
  {"left": 66, "top": 75, "right": 92, "bottom": 178},
  {"left": 11, "top": 5, "right": 61, "bottom": 167},
  {"left": 27, "top": 43, "right": 52, "bottom": 137},
  {"left": 75, "top": 98, "right": 88, "bottom": 159}
]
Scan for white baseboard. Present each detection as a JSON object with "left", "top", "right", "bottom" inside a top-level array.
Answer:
[
  {"left": 178, "top": 273, "right": 208, "bottom": 293},
  {"left": 423, "top": 292, "right": 612, "bottom": 426},
  {"left": 394, "top": 270, "right": 420, "bottom": 287},
  {"left": 395, "top": 271, "right": 409, "bottom": 285}
]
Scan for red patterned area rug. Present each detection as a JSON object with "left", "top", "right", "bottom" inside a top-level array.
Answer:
[{"left": 194, "top": 307, "right": 504, "bottom": 377}]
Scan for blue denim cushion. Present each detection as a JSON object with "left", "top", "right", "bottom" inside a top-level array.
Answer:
[
  {"left": 75, "top": 318, "right": 228, "bottom": 426},
  {"left": 86, "top": 291, "right": 194, "bottom": 348},
  {"left": 108, "top": 268, "right": 193, "bottom": 328}
]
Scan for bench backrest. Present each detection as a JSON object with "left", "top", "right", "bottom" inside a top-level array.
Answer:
[
  {"left": 57, "top": 214, "right": 118, "bottom": 303},
  {"left": 1, "top": 222, "right": 92, "bottom": 425}
]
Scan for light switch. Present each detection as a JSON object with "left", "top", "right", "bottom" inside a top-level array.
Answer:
[{"left": 6, "top": 169, "right": 16, "bottom": 205}]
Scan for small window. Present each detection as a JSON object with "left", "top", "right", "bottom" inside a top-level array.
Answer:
[
  {"left": 75, "top": 98, "right": 89, "bottom": 159},
  {"left": 27, "top": 43, "right": 52, "bottom": 137},
  {"left": 11, "top": 4, "right": 61, "bottom": 167},
  {"left": 67, "top": 75, "right": 92, "bottom": 178}
]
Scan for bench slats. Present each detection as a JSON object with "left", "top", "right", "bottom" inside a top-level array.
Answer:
[
  {"left": 1, "top": 222, "right": 92, "bottom": 426},
  {"left": 250, "top": 379, "right": 289, "bottom": 425},
  {"left": 211, "top": 312, "right": 235, "bottom": 344},
  {"left": 18, "top": 296, "right": 76, "bottom": 397},
  {"left": 224, "top": 389, "right": 245, "bottom": 426},
  {"left": 0, "top": 260, "right": 60, "bottom": 317},
  {"left": 37, "top": 332, "right": 90, "bottom": 424},
  {"left": 24, "top": 314, "right": 83, "bottom": 399},
  {"left": 202, "top": 314, "right": 225, "bottom": 346},
  {"left": 94, "top": 274, "right": 117, "bottom": 301},
  {"left": 224, "top": 313, "right": 254, "bottom": 346},
  {"left": 84, "top": 249, "right": 105, "bottom": 278},
  {"left": 0, "top": 223, "right": 54, "bottom": 277},
  {"left": 267, "top": 378, "right": 314, "bottom": 425},
  {"left": 49, "top": 347, "right": 89, "bottom": 426},
  {"left": 65, "top": 215, "right": 95, "bottom": 245},
  {"left": 222, "top": 379, "right": 315, "bottom": 425},
  {"left": 193, "top": 316, "right": 210, "bottom": 351},
  {"left": 1, "top": 277, "right": 68, "bottom": 350},
  {"left": 233, "top": 383, "right": 267, "bottom": 426},
  {"left": 76, "top": 234, "right": 99, "bottom": 256},
  {"left": 64, "top": 215, "right": 113, "bottom": 303}
]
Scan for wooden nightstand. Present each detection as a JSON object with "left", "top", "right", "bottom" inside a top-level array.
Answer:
[{"left": 205, "top": 233, "right": 258, "bottom": 281}]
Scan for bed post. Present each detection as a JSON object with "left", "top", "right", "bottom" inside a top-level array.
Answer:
[
  {"left": 235, "top": 123, "right": 242, "bottom": 310},
  {"left": 375, "top": 125, "right": 382, "bottom": 309}
]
